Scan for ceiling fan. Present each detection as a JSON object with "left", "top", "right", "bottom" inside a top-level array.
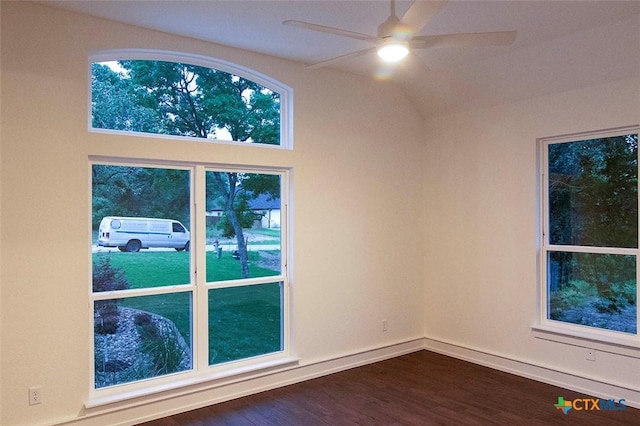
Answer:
[{"left": 283, "top": 0, "right": 516, "bottom": 69}]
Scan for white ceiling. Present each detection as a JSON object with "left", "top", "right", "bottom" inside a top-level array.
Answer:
[{"left": 43, "top": 0, "right": 640, "bottom": 118}]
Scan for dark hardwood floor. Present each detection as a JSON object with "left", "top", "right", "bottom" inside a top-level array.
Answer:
[{"left": 139, "top": 350, "right": 640, "bottom": 425}]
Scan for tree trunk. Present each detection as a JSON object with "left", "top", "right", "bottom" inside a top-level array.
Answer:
[
  {"left": 227, "top": 207, "right": 250, "bottom": 278},
  {"left": 213, "top": 171, "right": 251, "bottom": 279}
]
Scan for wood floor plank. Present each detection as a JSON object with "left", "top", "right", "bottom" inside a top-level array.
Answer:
[{"left": 138, "top": 350, "right": 640, "bottom": 425}]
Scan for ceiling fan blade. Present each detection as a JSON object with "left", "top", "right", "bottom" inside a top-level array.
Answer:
[
  {"left": 307, "top": 47, "right": 378, "bottom": 69},
  {"left": 283, "top": 20, "right": 379, "bottom": 43},
  {"left": 400, "top": 0, "right": 448, "bottom": 34},
  {"left": 411, "top": 31, "right": 517, "bottom": 49}
]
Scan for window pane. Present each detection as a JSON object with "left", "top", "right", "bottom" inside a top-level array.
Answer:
[
  {"left": 91, "top": 60, "right": 281, "bottom": 145},
  {"left": 548, "top": 135, "right": 638, "bottom": 248},
  {"left": 547, "top": 251, "right": 637, "bottom": 334},
  {"left": 94, "top": 292, "right": 192, "bottom": 388},
  {"left": 205, "top": 171, "right": 281, "bottom": 282},
  {"left": 209, "top": 282, "right": 283, "bottom": 365},
  {"left": 92, "top": 165, "right": 191, "bottom": 289}
]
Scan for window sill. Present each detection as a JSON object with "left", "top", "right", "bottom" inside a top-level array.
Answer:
[
  {"left": 532, "top": 324, "right": 640, "bottom": 358},
  {"left": 85, "top": 355, "right": 299, "bottom": 410}
]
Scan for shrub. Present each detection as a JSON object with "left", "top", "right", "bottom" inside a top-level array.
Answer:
[
  {"left": 549, "top": 280, "right": 596, "bottom": 319},
  {"left": 134, "top": 311, "right": 158, "bottom": 340},
  {"left": 594, "top": 280, "right": 637, "bottom": 314},
  {"left": 93, "top": 255, "right": 130, "bottom": 292},
  {"left": 135, "top": 316, "right": 187, "bottom": 376},
  {"left": 93, "top": 256, "right": 130, "bottom": 334}
]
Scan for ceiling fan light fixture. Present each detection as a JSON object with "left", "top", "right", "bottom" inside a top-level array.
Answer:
[{"left": 377, "top": 40, "right": 409, "bottom": 63}]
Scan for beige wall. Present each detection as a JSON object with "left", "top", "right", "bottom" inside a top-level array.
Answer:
[
  {"left": 1, "top": 2, "right": 425, "bottom": 424},
  {"left": 423, "top": 75, "right": 640, "bottom": 401}
]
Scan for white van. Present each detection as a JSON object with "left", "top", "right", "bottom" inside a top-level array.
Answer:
[{"left": 97, "top": 217, "right": 190, "bottom": 252}]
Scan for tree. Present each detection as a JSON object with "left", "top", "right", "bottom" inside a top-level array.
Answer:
[
  {"left": 91, "top": 64, "right": 162, "bottom": 133},
  {"left": 91, "top": 59, "right": 281, "bottom": 278},
  {"left": 548, "top": 135, "right": 638, "bottom": 248},
  {"left": 548, "top": 134, "right": 638, "bottom": 308},
  {"left": 92, "top": 165, "right": 190, "bottom": 228}
]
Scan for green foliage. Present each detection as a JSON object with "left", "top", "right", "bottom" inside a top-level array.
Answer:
[
  {"left": 549, "top": 280, "right": 597, "bottom": 319},
  {"left": 550, "top": 279, "right": 637, "bottom": 333},
  {"left": 92, "top": 59, "right": 280, "bottom": 143},
  {"left": 91, "top": 63, "right": 162, "bottom": 133},
  {"left": 242, "top": 173, "right": 281, "bottom": 200},
  {"left": 93, "top": 250, "right": 282, "bottom": 387},
  {"left": 548, "top": 134, "right": 638, "bottom": 319},
  {"left": 548, "top": 134, "right": 638, "bottom": 248},
  {"left": 593, "top": 280, "right": 637, "bottom": 314},
  {"left": 216, "top": 192, "right": 256, "bottom": 238},
  {"left": 93, "top": 256, "right": 131, "bottom": 334},
  {"left": 620, "top": 280, "right": 637, "bottom": 305},
  {"left": 123, "top": 293, "right": 192, "bottom": 354},
  {"left": 549, "top": 252, "right": 636, "bottom": 321},
  {"left": 135, "top": 312, "right": 188, "bottom": 377},
  {"left": 93, "top": 255, "right": 130, "bottom": 293},
  {"left": 91, "top": 58, "right": 282, "bottom": 281},
  {"left": 92, "top": 165, "right": 190, "bottom": 229},
  {"left": 94, "top": 305, "right": 119, "bottom": 335}
]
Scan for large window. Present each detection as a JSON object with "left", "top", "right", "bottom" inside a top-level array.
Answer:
[
  {"left": 90, "top": 50, "right": 291, "bottom": 148},
  {"left": 92, "top": 165, "right": 193, "bottom": 390},
  {"left": 88, "top": 51, "right": 292, "bottom": 402},
  {"left": 204, "top": 169, "right": 285, "bottom": 366},
  {"left": 540, "top": 127, "right": 639, "bottom": 340},
  {"left": 91, "top": 164, "right": 289, "bottom": 395}
]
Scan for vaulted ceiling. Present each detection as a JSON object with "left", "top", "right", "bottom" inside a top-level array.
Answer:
[{"left": 45, "top": 0, "right": 640, "bottom": 118}]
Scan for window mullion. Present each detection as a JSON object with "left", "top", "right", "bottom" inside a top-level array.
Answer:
[
  {"left": 540, "top": 140, "right": 549, "bottom": 325},
  {"left": 194, "top": 165, "right": 208, "bottom": 372},
  {"left": 546, "top": 245, "right": 638, "bottom": 256}
]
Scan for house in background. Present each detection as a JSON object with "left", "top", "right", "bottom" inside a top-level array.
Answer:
[
  {"left": 249, "top": 193, "right": 281, "bottom": 229},
  {"left": 1, "top": 1, "right": 639, "bottom": 425},
  {"left": 206, "top": 192, "right": 281, "bottom": 229}
]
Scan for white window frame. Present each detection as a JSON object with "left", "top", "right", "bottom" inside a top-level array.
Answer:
[
  {"left": 88, "top": 49, "right": 293, "bottom": 150},
  {"left": 86, "top": 50, "right": 295, "bottom": 407},
  {"left": 534, "top": 125, "right": 640, "bottom": 351},
  {"left": 88, "top": 160, "right": 294, "bottom": 407}
]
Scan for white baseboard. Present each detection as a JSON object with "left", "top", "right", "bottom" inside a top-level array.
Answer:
[
  {"left": 56, "top": 338, "right": 425, "bottom": 426},
  {"left": 52, "top": 336, "right": 639, "bottom": 425},
  {"left": 421, "top": 337, "right": 640, "bottom": 410}
]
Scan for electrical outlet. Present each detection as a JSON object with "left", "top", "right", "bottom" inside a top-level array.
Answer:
[
  {"left": 29, "top": 386, "right": 43, "bottom": 405},
  {"left": 586, "top": 348, "right": 596, "bottom": 362},
  {"left": 382, "top": 319, "right": 388, "bottom": 332}
]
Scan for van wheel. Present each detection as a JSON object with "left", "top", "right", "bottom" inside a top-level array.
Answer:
[
  {"left": 126, "top": 240, "right": 141, "bottom": 253},
  {"left": 184, "top": 241, "right": 190, "bottom": 252},
  {"left": 174, "top": 242, "right": 190, "bottom": 252}
]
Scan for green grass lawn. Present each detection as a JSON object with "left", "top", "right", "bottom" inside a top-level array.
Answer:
[
  {"left": 93, "top": 250, "right": 282, "bottom": 367},
  {"left": 206, "top": 227, "right": 281, "bottom": 246},
  {"left": 95, "top": 250, "right": 279, "bottom": 289},
  {"left": 209, "top": 283, "right": 282, "bottom": 365}
]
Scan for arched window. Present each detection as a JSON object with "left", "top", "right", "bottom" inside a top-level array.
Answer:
[
  {"left": 88, "top": 51, "right": 293, "bottom": 406},
  {"left": 90, "top": 50, "right": 292, "bottom": 148}
]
